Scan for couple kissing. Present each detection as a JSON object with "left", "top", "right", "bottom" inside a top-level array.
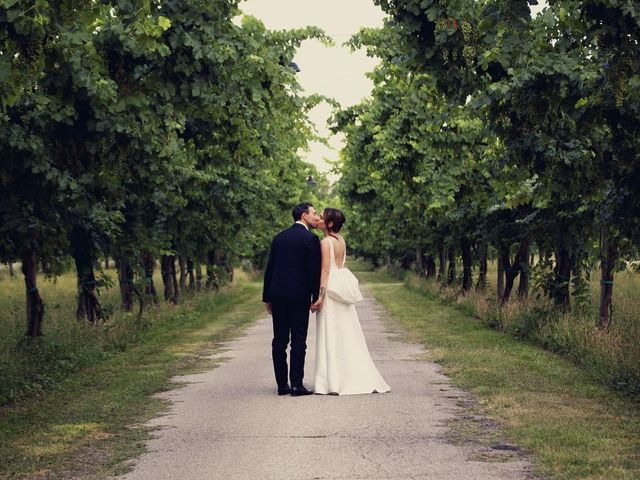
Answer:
[{"left": 263, "top": 202, "right": 390, "bottom": 397}]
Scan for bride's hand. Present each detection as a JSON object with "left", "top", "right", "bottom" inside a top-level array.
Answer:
[{"left": 310, "top": 298, "right": 323, "bottom": 313}]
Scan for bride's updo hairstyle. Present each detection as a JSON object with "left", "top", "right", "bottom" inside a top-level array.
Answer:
[{"left": 323, "top": 208, "right": 345, "bottom": 233}]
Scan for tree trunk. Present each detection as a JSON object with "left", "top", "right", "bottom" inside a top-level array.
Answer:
[
  {"left": 22, "top": 248, "right": 44, "bottom": 337},
  {"left": 178, "top": 256, "right": 187, "bottom": 290},
  {"left": 598, "top": 227, "right": 617, "bottom": 329},
  {"left": 161, "top": 255, "right": 178, "bottom": 305},
  {"left": 227, "top": 262, "right": 233, "bottom": 283},
  {"left": 8, "top": 262, "right": 14, "bottom": 276},
  {"left": 225, "top": 252, "right": 233, "bottom": 283},
  {"left": 425, "top": 256, "right": 436, "bottom": 278},
  {"left": 142, "top": 251, "right": 159, "bottom": 305},
  {"left": 118, "top": 260, "right": 135, "bottom": 311},
  {"left": 518, "top": 240, "right": 531, "bottom": 299},
  {"left": 105, "top": 258, "right": 109, "bottom": 270},
  {"left": 497, "top": 248, "right": 504, "bottom": 301},
  {"left": 206, "top": 250, "right": 219, "bottom": 291},
  {"left": 70, "top": 226, "right": 104, "bottom": 323},
  {"left": 554, "top": 240, "right": 571, "bottom": 309},
  {"left": 476, "top": 243, "right": 488, "bottom": 292},
  {"left": 415, "top": 244, "right": 423, "bottom": 275},
  {"left": 438, "top": 246, "right": 446, "bottom": 282},
  {"left": 447, "top": 246, "right": 456, "bottom": 285},
  {"left": 186, "top": 258, "right": 196, "bottom": 290},
  {"left": 499, "top": 244, "right": 514, "bottom": 303},
  {"left": 161, "top": 255, "right": 173, "bottom": 302},
  {"left": 172, "top": 257, "right": 179, "bottom": 300},
  {"left": 501, "top": 240, "right": 530, "bottom": 304},
  {"left": 461, "top": 238, "right": 473, "bottom": 292},
  {"left": 195, "top": 261, "right": 203, "bottom": 291}
]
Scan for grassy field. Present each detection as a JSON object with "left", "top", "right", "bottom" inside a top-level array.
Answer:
[
  {"left": 0, "top": 268, "right": 265, "bottom": 479},
  {"left": 349, "top": 260, "right": 640, "bottom": 480},
  {"left": 0, "top": 264, "right": 163, "bottom": 405},
  {"left": 413, "top": 260, "right": 640, "bottom": 396}
]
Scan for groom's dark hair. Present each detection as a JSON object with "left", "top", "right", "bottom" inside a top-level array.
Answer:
[{"left": 292, "top": 202, "right": 313, "bottom": 221}]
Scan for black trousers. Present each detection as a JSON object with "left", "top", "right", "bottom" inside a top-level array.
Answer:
[{"left": 270, "top": 295, "right": 311, "bottom": 388}]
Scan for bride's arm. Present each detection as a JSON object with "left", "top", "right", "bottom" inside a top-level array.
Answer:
[{"left": 311, "top": 239, "right": 331, "bottom": 312}]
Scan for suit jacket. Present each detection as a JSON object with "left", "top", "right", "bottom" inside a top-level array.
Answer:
[{"left": 262, "top": 223, "right": 321, "bottom": 303}]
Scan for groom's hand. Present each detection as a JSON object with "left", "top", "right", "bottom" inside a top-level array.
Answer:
[{"left": 265, "top": 302, "right": 272, "bottom": 315}]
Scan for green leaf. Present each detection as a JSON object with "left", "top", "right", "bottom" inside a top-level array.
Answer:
[
  {"left": 158, "top": 16, "right": 171, "bottom": 31},
  {"left": 575, "top": 98, "right": 588, "bottom": 109}
]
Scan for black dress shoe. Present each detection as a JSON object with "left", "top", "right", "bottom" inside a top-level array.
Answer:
[
  {"left": 277, "top": 386, "right": 291, "bottom": 396},
  {"left": 290, "top": 385, "right": 313, "bottom": 396}
]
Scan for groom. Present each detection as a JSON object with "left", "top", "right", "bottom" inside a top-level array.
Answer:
[{"left": 263, "top": 202, "right": 321, "bottom": 396}]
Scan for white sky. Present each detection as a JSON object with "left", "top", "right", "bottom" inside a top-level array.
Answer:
[
  {"left": 240, "top": 1, "right": 546, "bottom": 182},
  {"left": 240, "top": 0, "right": 385, "bottom": 182}
]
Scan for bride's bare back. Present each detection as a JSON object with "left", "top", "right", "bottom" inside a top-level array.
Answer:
[{"left": 324, "top": 234, "right": 346, "bottom": 268}]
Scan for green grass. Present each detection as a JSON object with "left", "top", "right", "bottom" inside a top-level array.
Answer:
[
  {"left": 0, "top": 275, "right": 264, "bottom": 479},
  {"left": 351, "top": 264, "right": 640, "bottom": 480},
  {"left": 403, "top": 262, "right": 640, "bottom": 396},
  {"left": 0, "top": 265, "right": 157, "bottom": 405}
]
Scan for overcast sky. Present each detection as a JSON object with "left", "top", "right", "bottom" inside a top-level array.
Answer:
[{"left": 239, "top": 1, "right": 546, "bottom": 181}]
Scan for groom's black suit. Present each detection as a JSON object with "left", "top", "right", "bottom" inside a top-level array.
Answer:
[{"left": 263, "top": 223, "right": 321, "bottom": 389}]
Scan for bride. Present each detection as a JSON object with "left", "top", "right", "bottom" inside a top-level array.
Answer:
[{"left": 311, "top": 208, "right": 390, "bottom": 395}]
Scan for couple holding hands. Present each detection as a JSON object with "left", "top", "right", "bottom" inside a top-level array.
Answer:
[{"left": 263, "top": 202, "right": 390, "bottom": 396}]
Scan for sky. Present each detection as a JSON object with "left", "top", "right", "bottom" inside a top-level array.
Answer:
[
  {"left": 240, "top": 0, "right": 385, "bottom": 182},
  {"left": 239, "top": 1, "right": 547, "bottom": 182}
]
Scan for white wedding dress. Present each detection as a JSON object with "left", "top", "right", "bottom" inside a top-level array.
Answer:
[{"left": 313, "top": 239, "right": 390, "bottom": 395}]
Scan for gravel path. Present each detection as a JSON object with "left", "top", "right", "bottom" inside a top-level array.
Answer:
[{"left": 118, "top": 292, "right": 532, "bottom": 480}]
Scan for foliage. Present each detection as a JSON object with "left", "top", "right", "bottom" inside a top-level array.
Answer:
[
  {"left": 335, "top": 0, "right": 640, "bottom": 321},
  {"left": 0, "top": 0, "right": 328, "bottom": 334}
]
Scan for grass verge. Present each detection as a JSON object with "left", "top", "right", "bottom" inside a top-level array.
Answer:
[
  {"left": 405, "top": 265, "right": 640, "bottom": 396},
  {"left": 354, "top": 265, "right": 640, "bottom": 480},
  {"left": 0, "top": 278, "right": 264, "bottom": 480}
]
